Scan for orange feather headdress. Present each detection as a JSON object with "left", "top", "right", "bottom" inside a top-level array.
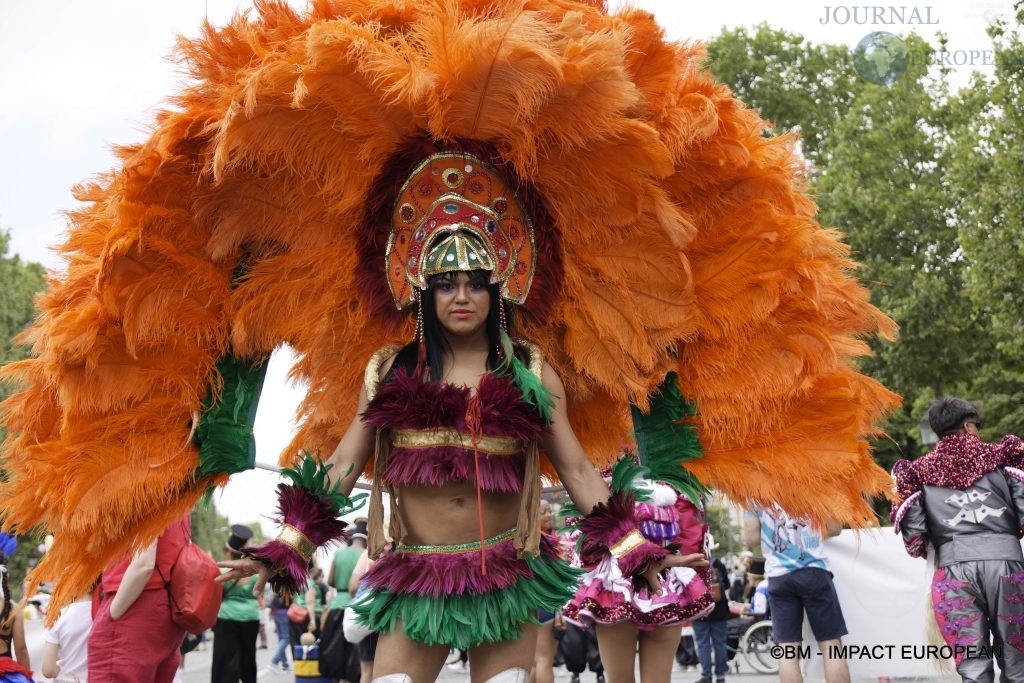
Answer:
[{"left": 0, "top": 0, "right": 899, "bottom": 616}]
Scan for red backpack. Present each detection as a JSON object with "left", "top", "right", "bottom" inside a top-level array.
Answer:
[{"left": 157, "top": 542, "right": 223, "bottom": 634}]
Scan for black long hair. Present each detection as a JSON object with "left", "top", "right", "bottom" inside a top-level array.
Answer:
[
  {"left": 0, "top": 553, "right": 10, "bottom": 627},
  {"left": 387, "top": 270, "right": 527, "bottom": 383}
]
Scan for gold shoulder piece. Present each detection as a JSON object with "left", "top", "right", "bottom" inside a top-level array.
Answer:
[
  {"left": 517, "top": 339, "right": 544, "bottom": 381},
  {"left": 364, "top": 344, "right": 403, "bottom": 401}
]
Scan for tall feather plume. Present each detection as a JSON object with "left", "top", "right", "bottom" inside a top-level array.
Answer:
[{"left": 1, "top": 0, "right": 898, "bottom": 619}]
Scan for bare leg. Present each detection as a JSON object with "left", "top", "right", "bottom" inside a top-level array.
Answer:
[
  {"left": 817, "top": 639, "right": 850, "bottom": 683},
  {"left": 595, "top": 622, "right": 639, "bottom": 683},
  {"left": 777, "top": 642, "right": 803, "bottom": 683},
  {"left": 637, "top": 626, "right": 679, "bottom": 683},
  {"left": 531, "top": 622, "right": 557, "bottom": 683},
  {"left": 469, "top": 624, "right": 539, "bottom": 683},
  {"left": 372, "top": 622, "right": 450, "bottom": 683},
  {"left": 361, "top": 660, "right": 374, "bottom": 683}
]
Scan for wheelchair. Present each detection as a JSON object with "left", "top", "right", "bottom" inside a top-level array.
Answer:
[{"left": 725, "top": 615, "right": 778, "bottom": 675}]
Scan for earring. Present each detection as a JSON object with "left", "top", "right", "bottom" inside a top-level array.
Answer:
[
  {"left": 415, "top": 288, "right": 426, "bottom": 371},
  {"left": 498, "top": 297, "right": 508, "bottom": 332}
]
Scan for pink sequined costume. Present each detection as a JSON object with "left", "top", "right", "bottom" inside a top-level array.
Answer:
[{"left": 564, "top": 479, "right": 714, "bottom": 630}]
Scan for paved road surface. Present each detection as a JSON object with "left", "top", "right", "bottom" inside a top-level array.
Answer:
[{"left": 24, "top": 616, "right": 777, "bottom": 682}]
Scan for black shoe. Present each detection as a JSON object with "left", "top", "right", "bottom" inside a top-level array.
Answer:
[
  {"left": 694, "top": 678, "right": 712, "bottom": 683},
  {"left": 570, "top": 675, "right": 580, "bottom": 683},
  {"left": 596, "top": 675, "right": 605, "bottom": 683}
]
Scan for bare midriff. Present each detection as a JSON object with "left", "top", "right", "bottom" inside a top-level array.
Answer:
[{"left": 395, "top": 480, "right": 522, "bottom": 546}]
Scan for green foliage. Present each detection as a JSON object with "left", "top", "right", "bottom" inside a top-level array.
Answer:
[
  {"left": 190, "top": 503, "right": 232, "bottom": 558},
  {"left": 0, "top": 230, "right": 48, "bottom": 591},
  {"left": 0, "top": 229, "right": 46, "bottom": 404},
  {"left": 705, "top": 504, "right": 741, "bottom": 556},
  {"left": 705, "top": 10, "right": 1024, "bottom": 508},
  {"left": 705, "top": 24, "right": 866, "bottom": 168},
  {"left": 947, "top": 4, "right": 1024, "bottom": 366}
]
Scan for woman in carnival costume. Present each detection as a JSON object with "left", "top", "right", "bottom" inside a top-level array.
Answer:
[
  {"left": 563, "top": 450, "right": 715, "bottom": 683},
  {"left": 0, "top": 0, "right": 899, "bottom": 681}
]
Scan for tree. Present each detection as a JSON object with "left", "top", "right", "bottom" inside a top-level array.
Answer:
[
  {"left": 0, "top": 228, "right": 47, "bottom": 593},
  {"left": 704, "top": 24, "right": 866, "bottom": 169},
  {"left": 948, "top": 4, "right": 1024, "bottom": 365},
  {"left": 705, "top": 29, "right": 1000, "bottom": 474}
]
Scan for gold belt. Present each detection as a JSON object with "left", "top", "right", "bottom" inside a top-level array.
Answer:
[{"left": 390, "top": 428, "right": 523, "bottom": 456}]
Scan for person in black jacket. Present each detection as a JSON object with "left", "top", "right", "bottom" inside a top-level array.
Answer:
[{"left": 692, "top": 544, "right": 731, "bottom": 683}]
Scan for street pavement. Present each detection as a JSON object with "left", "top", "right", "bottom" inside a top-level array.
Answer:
[
  {"left": 24, "top": 614, "right": 778, "bottom": 682},
  {"left": 177, "top": 629, "right": 781, "bottom": 683}
]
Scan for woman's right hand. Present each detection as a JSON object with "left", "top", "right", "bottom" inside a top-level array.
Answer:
[
  {"left": 217, "top": 557, "right": 273, "bottom": 597},
  {"left": 640, "top": 552, "right": 709, "bottom": 595}
]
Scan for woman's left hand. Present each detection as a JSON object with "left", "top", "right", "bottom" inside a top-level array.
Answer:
[
  {"left": 640, "top": 553, "right": 709, "bottom": 595},
  {"left": 217, "top": 557, "right": 273, "bottom": 597}
]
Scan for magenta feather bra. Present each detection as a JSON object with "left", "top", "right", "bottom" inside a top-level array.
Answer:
[{"left": 361, "top": 367, "right": 549, "bottom": 493}]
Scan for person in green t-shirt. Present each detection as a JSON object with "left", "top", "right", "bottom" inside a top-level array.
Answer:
[
  {"left": 328, "top": 521, "right": 367, "bottom": 611},
  {"left": 212, "top": 525, "right": 260, "bottom": 683}
]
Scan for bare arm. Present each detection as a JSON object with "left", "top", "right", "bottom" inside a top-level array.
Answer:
[
  {"left": 540, "top": 362, "right": 613, "bottom": 516},
  {"left": 325, "top": 382, "right": 377, "bottom": 497},
  {"left": 219, "top": 356, "right": 390, "bottom": 591},
  {"left": 348, "top": 550, "right": 370, "bottom": 594},
  {"left": 40, "top": 640, "right": 59, "bottom": 678},
  {"left": 12, "top": 614, "right": 29, "bottom": 667},
  {"left": 743, "top": 515, "right": 761, "bottom": 550},
  {"left": 825, "top": 519, "right": 844, "bottom": 538},
  {"left": 109, "top": 541, "right": 157, "bottom": 620},
  {"left": 541, "top": 362, "right": 707, "bottom": 591}
]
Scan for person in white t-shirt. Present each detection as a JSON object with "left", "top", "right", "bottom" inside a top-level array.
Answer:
[
  {"left": 41, "top": 591, "right": 94, "bottom": 682},
  {"left": 744, "top": 506, "right": 849, "bottom": 683}
]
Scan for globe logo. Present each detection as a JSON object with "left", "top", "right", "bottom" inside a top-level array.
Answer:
[{"left": 853, "top": 31, "right": 909, "bottom": 85}]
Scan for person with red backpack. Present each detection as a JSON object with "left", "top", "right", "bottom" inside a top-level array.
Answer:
[{"left": 88, "top": 514, "right": 191, "bottom": 682}]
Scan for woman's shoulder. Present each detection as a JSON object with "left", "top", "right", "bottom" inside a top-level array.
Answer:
[{"left": 364, "top": 344, "right": 406, "bottom": 401}]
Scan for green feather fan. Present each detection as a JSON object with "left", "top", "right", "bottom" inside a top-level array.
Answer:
[
  {"left": 194, "top": 354, "right": 269, "bottom": 482},
  {"left": 630, "top": 372, "right": 709, "bottom": 504}
]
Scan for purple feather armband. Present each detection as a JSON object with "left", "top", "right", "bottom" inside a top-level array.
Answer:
[
  {"left": 242, "top": 454, "right": 367, "bottom": 595},
  {"left": 577, "top": 490, "right": 668, "bottom": 578}
]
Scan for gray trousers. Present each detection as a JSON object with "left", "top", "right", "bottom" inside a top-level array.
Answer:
[{"left": 933, "top": 560, "right": 1024, "bottom": 683}]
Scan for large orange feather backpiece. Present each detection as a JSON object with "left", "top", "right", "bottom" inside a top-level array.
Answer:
[{"left": 1, "top": 0, "right": 898, "bottom": 613}]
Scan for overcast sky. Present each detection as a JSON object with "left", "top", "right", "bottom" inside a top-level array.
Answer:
[{"left": 0, "top": 0, "right": 1009, "bottom": 534}]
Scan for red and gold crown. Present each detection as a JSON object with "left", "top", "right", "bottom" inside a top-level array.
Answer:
[{"left": 385, "top": 152, "right": 536, "bottom": 309}]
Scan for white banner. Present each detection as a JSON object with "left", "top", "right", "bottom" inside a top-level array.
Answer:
[{"left": 800, "top": 529, "right": 961, "bottom": 682}]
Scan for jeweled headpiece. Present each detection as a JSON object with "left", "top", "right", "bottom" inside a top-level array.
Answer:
[{"left": 385, "top": 152, "right": 536, "bottom": 310}]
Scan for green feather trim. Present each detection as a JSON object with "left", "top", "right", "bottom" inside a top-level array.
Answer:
[
  {"left": 631, "top": 372, "right": 709, "bottom": 504},
  {"left": 497, "top": 329, "right": 556, "bottom": 424},
  {"left": 194, "top": 354, "right": 269, "bottom": 481},
  {"left": 281, "top": 452, "right": 368, "bottom": 516},
  {"left": 352, "top": 554, "right": 581, "bottom": 649}
]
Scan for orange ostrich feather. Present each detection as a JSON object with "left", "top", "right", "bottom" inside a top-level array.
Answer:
[{"left": 1, "top": 0, "right": 899, "bottom": 616}]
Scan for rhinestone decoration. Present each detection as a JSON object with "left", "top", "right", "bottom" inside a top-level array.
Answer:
[
  {"left": 515, "top": 261, "right": 527, "bottom": 274},
  {"left": 418, "top": 181, "right": 433, "bottom": 196},
  {"left": 444, "top": 203, "right": 459, "bottom": 214},
  {"left": 414, "top": 229, "right": 427, "bottom": 242},
  {"left": 464, "top": 164, "right": 473, "bottom": 172},
  {"left": 399, "top": 204, "right": 416, "bottom": 223},
  {"left": 492, "top": 198, "right": 508, "bottom": 214},
  {"left": 446, "top": 253, "right": 456, "bottom": 262},
  {"left": 486, "top": 220, "right": 497, "bottom": 234},
  {"left": 443, "top": 168, "right": 464, "bottom": 188},
  {"left": 498, "top": 247, "right": 508, "bottom": 259},
  {"left": 469, "top": 180, "right": 484, "bottom": 193},
  {"left": 471, "top": 215, "right": 480, "bottom": 223},
  {"left": 394, "top": 266, "right": 402, "bottom": 277}
]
